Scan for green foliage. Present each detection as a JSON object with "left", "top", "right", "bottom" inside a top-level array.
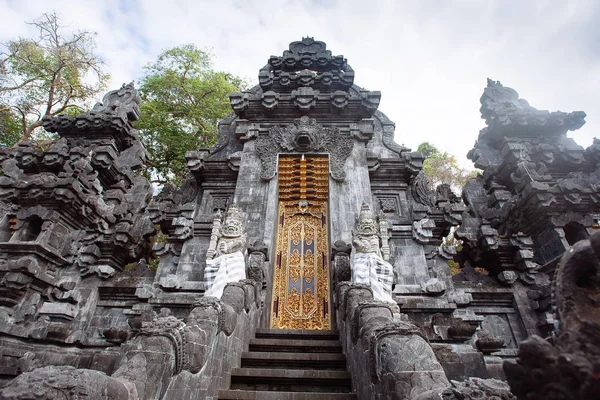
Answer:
[
  {"left": 0, "top": 12, "right": 109, "bottom": 142},
  {"left": 416, "top": 141, "right": 437, "bottom": 158},
  {"left": 0, "top": 105, "right": 21, "bottom": 146},
  {"left": 448, "top": 260, "right": 461, "bottom": 276},
  {"left": 135, "top": 44, "right": 246, "bottom": 184},
  {"left": 147, "top": 225, "right": 168, "bottom": 271},
  {"left": 417, "top": 142, "right": 476, "bottom": 191}
]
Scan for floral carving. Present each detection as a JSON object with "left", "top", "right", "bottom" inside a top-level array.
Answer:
[{"left": 255, "top": 116, "right": 354, "bottom": 182}]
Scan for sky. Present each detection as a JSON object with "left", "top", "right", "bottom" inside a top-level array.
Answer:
[{"left": 1, "top": 0, "right": 599, "bottom": 167}]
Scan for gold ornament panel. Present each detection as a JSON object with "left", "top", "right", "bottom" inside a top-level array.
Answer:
[{"left": 270, "top": 155, "right": 331, "bottom": 330}]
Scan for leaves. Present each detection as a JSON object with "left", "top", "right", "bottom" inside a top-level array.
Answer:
[
  {"left": 135, "top": 44, "right": 246, "bottom": 184},
  {"left": 0, "top": 105, "right": 21, "bottom": 146},
  {"left": 417, "top": 141, "right": 476, "bottom": 191},
  {"left": 0, "top": 12, "right": 109, "bottom": 143}
]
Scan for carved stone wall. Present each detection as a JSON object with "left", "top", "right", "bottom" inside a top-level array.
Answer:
[
  {"left": 456, "top": 79, "right": 597, "bottom": 338},
  {"left": 1, "top": 39, "right": 598, "bottom": 400}
]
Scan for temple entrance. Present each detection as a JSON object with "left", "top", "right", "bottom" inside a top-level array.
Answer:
[{"left": 270, "top": 154, "right": 331, "bottom": 330}]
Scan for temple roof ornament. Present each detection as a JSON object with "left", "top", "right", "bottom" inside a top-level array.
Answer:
[
  {"left": 259, "top": 37, "right": 354, "bottom": 92},
  {"left": 228, "top": 38, "right": 380, "bottom": 119},
  {"left": 478, "top": 79, "right": 586, "bottom": 142}
]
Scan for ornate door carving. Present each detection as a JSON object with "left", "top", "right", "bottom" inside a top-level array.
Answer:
[{"left": 270, "top": 155, "right": 331, "bottom": 330}]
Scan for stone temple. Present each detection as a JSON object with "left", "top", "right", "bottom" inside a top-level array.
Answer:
[{"left": 0, "top": 38, "right": 598, "bottom": 399}]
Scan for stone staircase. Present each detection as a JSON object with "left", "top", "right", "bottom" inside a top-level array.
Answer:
[{"left": 218, "top": 328, "right": 356, "bottom": 399}]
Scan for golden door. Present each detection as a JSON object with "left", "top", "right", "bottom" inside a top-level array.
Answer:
[{"left": 270, "top": 155, "right": 331, "bottom": 330}]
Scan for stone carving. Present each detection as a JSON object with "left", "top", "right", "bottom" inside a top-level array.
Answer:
[
  {"left": 411, "top": 170, "right": 435, "bottom": 207},
  {"left": 171, "top": 216, "right": 194, "bottom": 240},
  {"left": 412, "top": 217, "right": 436, "bottom": 244},
  {"left": 351, "top": 203, "right": 395, "bottom": 303},
  {"left": 6, "top": 38, "right": 600, "bottom": 400},
  {"left": 259, "top": 37, "right": 354, "bottom": 91},
  {"left": 441, "top": 378, "right": 515, "bottom": 400},
  {"left": 204, "top": 205, "right": 247, "bottom": 298},
  {"left": 421, "top": 277, "right": 447, "bottom": 294},
  {"left": 504, "top": 231, "right": 600, "bottom": 400},
  {"left": 337, "top": 284, "right": 450, "bottom": 400},
  {"left": 475, "top": 331, "right": 505, "bottom": 354},
  {"left": 480, "top": 79, "right": 585, "bottom": 140},
  {"left": 331, "top": 90, "right": 349, "bottom": 110},
  {"left": 455, "top": 78, "right": 598, "bottom": 323},
  {"left": 291, "top": 87, "right": 318, "bottom": 112},
  {"left": 247, "top": 241, "right": 268, "bottom": 284},
  {"left": 229, "top": 92, "right": 249, "bottom": 115},
  {"left": 185, "top": 149, "right": 208, "bottom": 180},
  {"left": 0, "top": 365, "right": 132, "bottom": 400},
  {"left": 448, "top": 320, "right": 478, "bottom": 340},
  {"left": 261, "top": 90, "right": 279, "bottom": 111},
  {"left": 332, "top": 240, "right": 352, "bottom": 285},
  {"left": 43, "top": 82, "right": 142, "bottom": 147},
  {"left": 361, "top": 90, "right": 381, "bottom": 113},
  {"left": 436, "top": 183, "right": 460, "bottom": 204},
  {"left": 254, "top": 116, "right": 354, "bottom": 182},
  {"left": 378, "top": 197, "right": 396, "bottom": 213}
]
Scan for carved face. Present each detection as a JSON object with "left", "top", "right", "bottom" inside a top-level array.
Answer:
[
  {"left": 220, "top": 221, "right": 242, "bottom": 238},
  {"left": 295, "top": 127, "right": 312, "bottom": 151},
  {"left": 220, "top": 206, "right": 244, "bottom": 238},
  {"left": 357, "top": 218, "right": 377, "bottom": 235},
  {"left": 355, "top": 203, "right": 378, "bottom": 236}
]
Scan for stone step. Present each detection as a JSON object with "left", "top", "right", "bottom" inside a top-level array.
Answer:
[
  {"left": 241, "top": 351, "right": 347, "bottom": 370},
  {"left": 248, "top": 338, "right": 343, "bottom": 353},
  {"left": 218, "top": 389, "right": 357, "bottom": 399},
  {"left": 255, "top": 328, "right": 340, "bottom": 341},
  {"left": 229, "top": 367, "right": 352, "bottom": 393}
]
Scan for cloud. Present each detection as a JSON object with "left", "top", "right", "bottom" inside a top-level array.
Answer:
[{"left": 1, "top": 0, "right": 598, "bottom": 164}]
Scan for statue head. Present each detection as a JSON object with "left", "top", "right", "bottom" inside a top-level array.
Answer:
[
  {"left": 354, "top": 203, "right": 378, "bottom": 236},
  {"left": 220, "top": 205, "right": 244, "bottom": 238}
]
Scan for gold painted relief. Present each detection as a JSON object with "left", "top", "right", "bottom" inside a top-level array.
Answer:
[{"left": 270, "top": 155, "right": 331, "bottom": 330}]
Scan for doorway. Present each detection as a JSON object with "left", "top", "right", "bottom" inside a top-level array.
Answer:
[{"left": 269, "top": 154, "right": 331, "bottom": 330}]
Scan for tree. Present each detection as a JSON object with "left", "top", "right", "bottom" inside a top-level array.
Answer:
[
  {"left": 136, "top": 44, "right": 246, "bottom": 184},
  {"left": 0, "top": 105, "right": 21, "bottom": 146},
  {"left": 417, "top": 142, "right": 475, "bottom": 191},
  {"left": 0, "top": 12, "right": 109, "bottom": 144}
]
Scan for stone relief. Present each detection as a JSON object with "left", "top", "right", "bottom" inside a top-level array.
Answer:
[
  {"left": 254, "top": 116, "right": 354, "bottom": 181},
  {"left": 504, "top": 231, "right": 600, "bottom": 400}
]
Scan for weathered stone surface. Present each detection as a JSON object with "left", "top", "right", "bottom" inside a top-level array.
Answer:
[
  {"left": 4, "top": 38, "right": 600, "bottom": 400},
  {"left": 503, "top": 231, "right": 600, "bottom": 400},
  {"left": 337, "top": 283, "right": 449, "bottom": 399},
  {"left": 441, "top": 377, "right": 515, "bottom": 400},
  {"left": 0, "top": 365, "right": 134, "bottom": 399}
]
